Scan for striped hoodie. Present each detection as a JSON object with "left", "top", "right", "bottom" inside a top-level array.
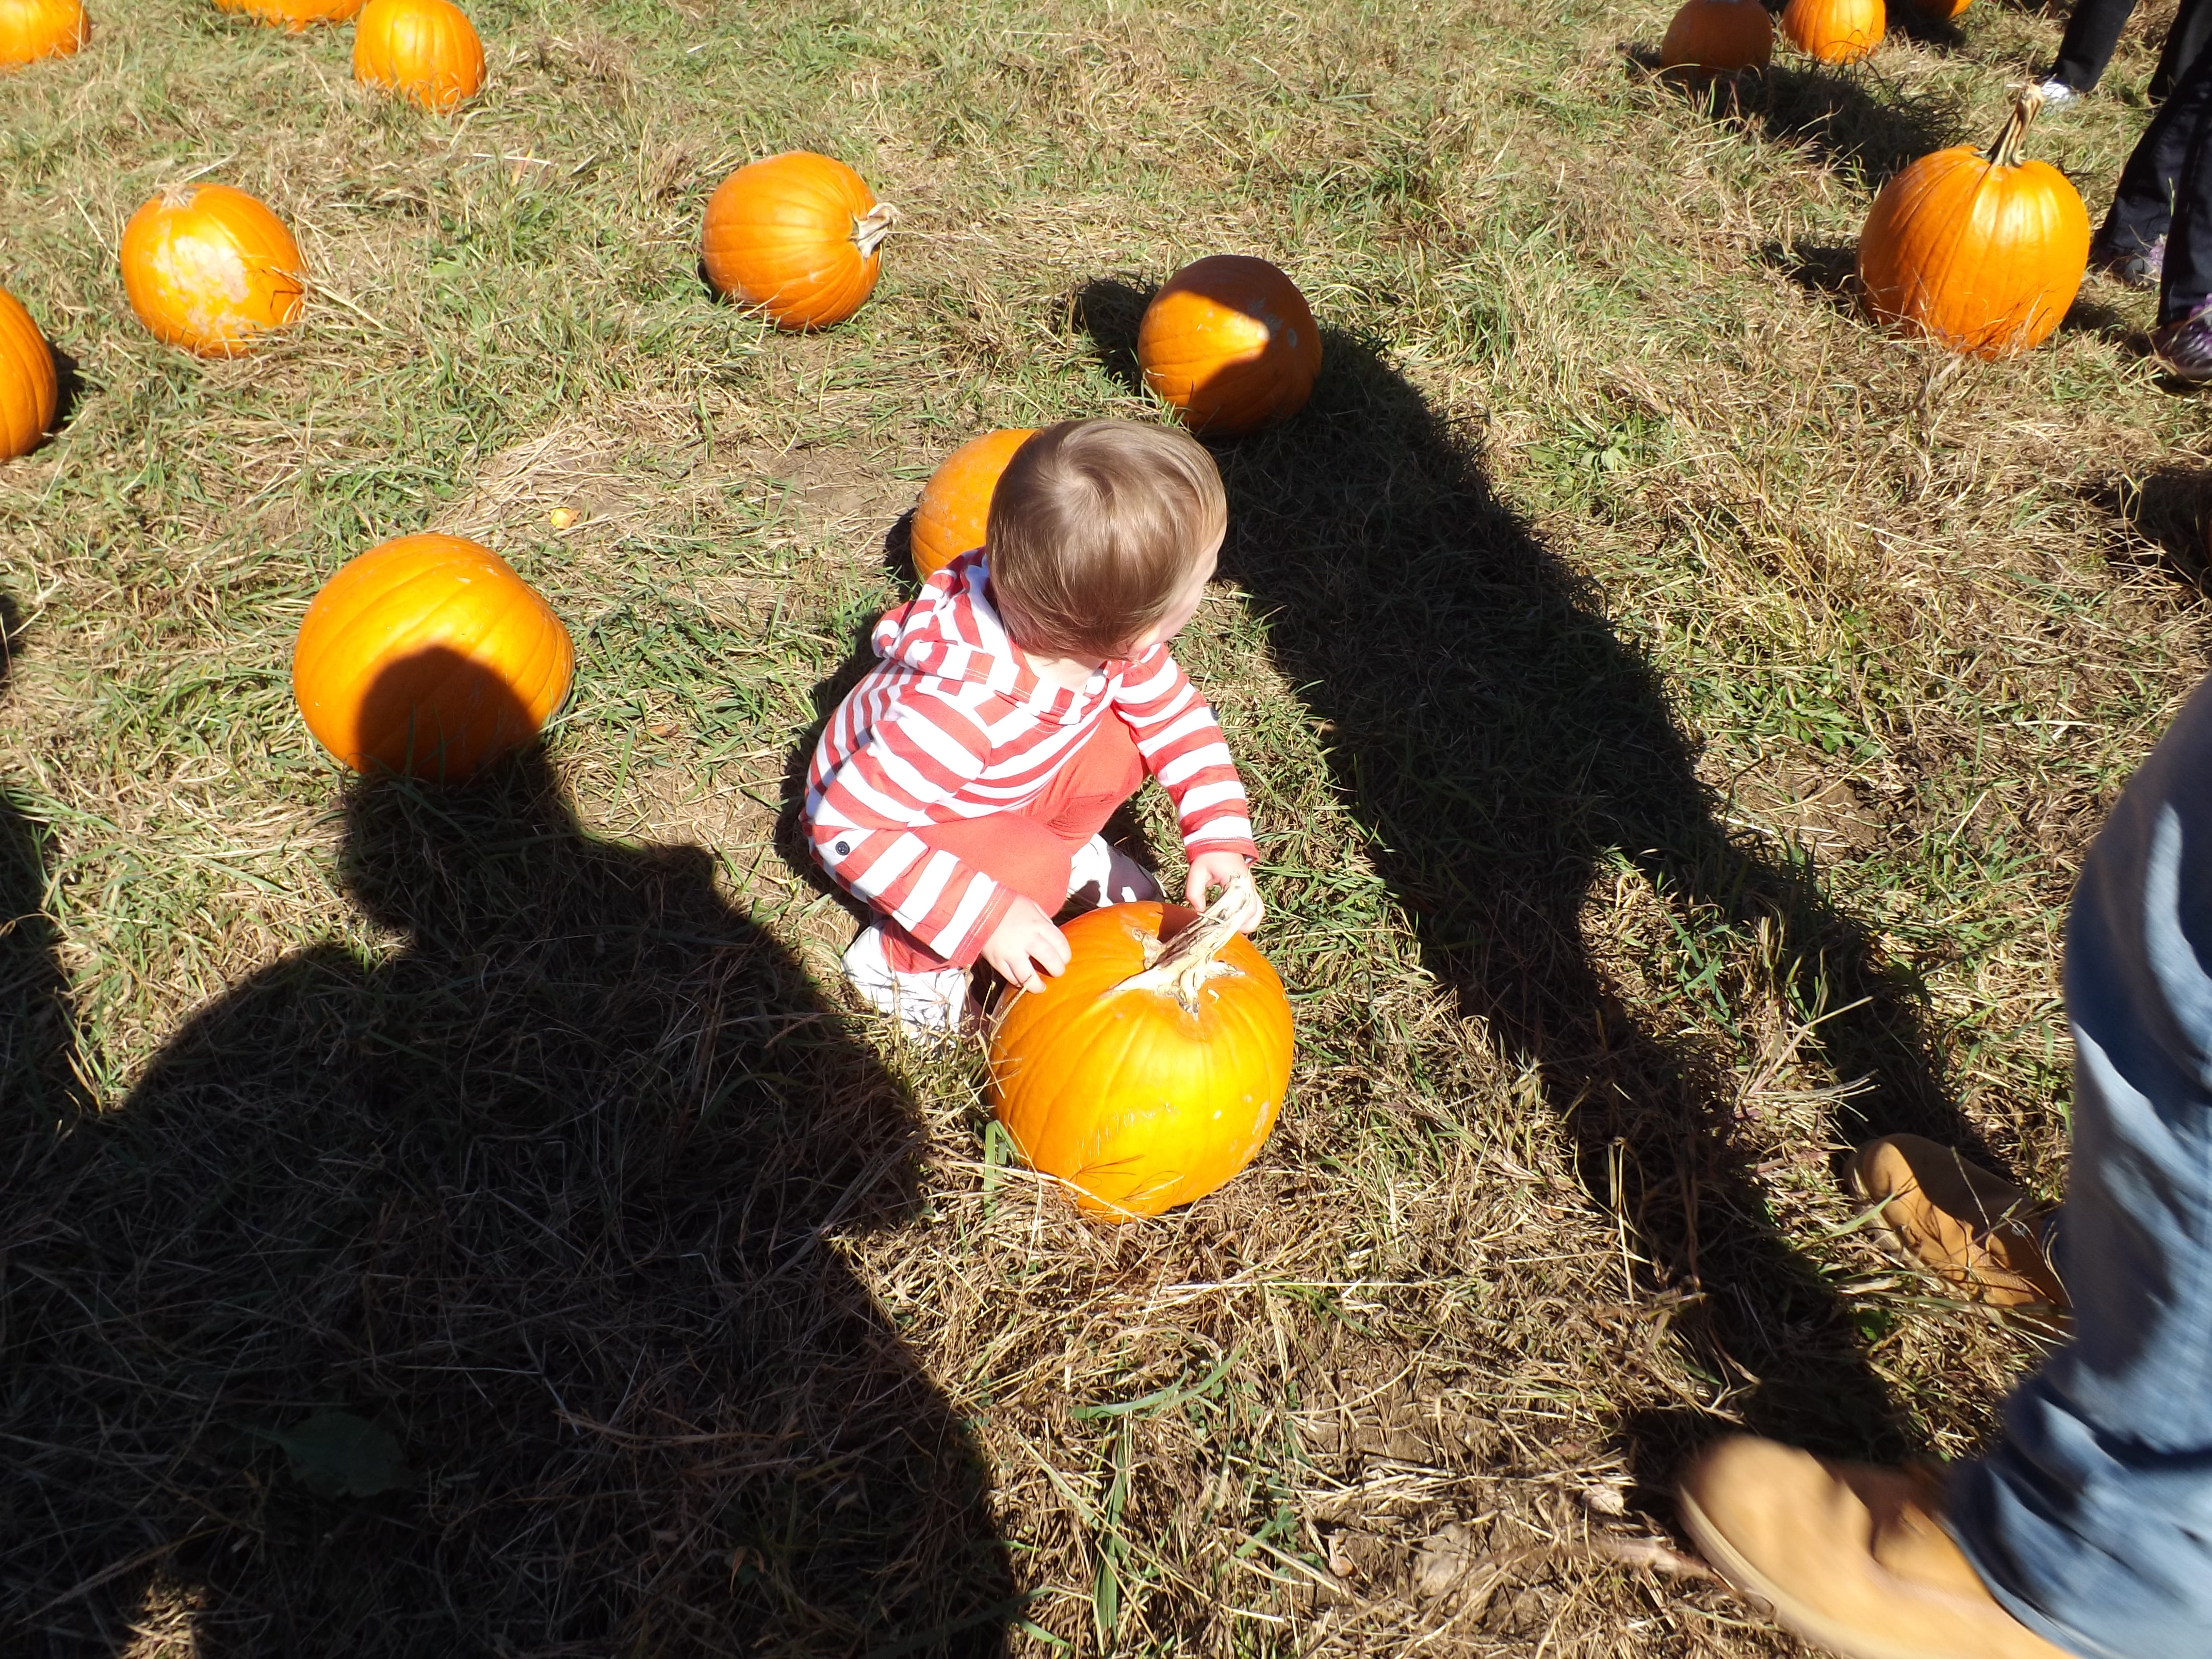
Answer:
[{"left": 804, "top": 550, "right": 1259, "bottom": 966}]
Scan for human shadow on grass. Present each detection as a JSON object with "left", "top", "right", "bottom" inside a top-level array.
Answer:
[
  {"left": 1074, "top": 281, "right": 1991, "bottom": 1478},
  {"left": 1663, "top": 62, "right": 1960, "bottom": 189},
  {"left": 0, "top": 654, "right": 1012, "bottom": 1658}
]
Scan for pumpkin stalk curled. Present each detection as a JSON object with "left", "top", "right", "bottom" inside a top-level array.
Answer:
[
  {"left": 1115, "top": 873, "right": 1263, "bottom": 1013},
  {"left": 1986, "top": 87, "right": 2042, "bottom": 169},
  {"left": 851, "top": 201, "right": 899, "bottom": 258}
]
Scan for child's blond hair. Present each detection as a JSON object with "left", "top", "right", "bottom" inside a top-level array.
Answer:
[{"left": 985, "top": 419, "right": 1226, "bottom": 658}]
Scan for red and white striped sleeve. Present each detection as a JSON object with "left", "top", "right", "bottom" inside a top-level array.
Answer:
[
  {"left": 1114, "top": 645, "right": 1259, "bottom": 863},
  {"left": 804, "top": 678, "right": 1018, "bottom": 967}
]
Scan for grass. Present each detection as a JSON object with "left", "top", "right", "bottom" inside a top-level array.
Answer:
[{"left": 4, "top": 0, "right": 2211, "bottom": 1652}]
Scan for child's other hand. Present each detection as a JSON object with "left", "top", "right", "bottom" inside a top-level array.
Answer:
[
  {"left": 982, "top": 896, "right": 1070, "bottom": 994},
  {"left": 1186, "top": 852, "right": 1263, "bottom": 932}
]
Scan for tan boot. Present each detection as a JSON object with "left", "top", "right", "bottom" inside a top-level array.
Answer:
[
  {"left": 1677, "top": 1436, "right": 2073, "bottom": 1659},
  {"left": 1846, "top": 1135, "right": 2068, "bottom": 1324}
]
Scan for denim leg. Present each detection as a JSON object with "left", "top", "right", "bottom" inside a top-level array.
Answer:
[
  {"left": 2151, "top": 0, "right": 2212, "bottom": 103},
  {"left": 2100, "top": 47, "right": 2212, "bottom": 259},
  {"left": 1949, "top": 673, "right": 2212, "bottom": 1659},
  {"left": 2053, "top": 0, "right": 2141, "bottom": 92}
]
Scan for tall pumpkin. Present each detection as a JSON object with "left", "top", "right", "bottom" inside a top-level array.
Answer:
[
  {"left": 121, "top": 183, "right": 305, "bottom": 357},
  {"left": 294, "top": 533, "right": 575, "bottom": 781},
  {"left": 910, "top": 428, "right": 1035, "bottom": 581},
  {"left": 0, "top": 0, "right": 87, "bottom": 66},
  {"left": 1781, "top": 0, "right": 1883, "bottom": 62},
  {"left": 0, "top": 287, "right": 57, "bottom": 462},
  {"left": 1661, "top": 0, "right": 1774, "bottom": 73},
  {"left": 700, "top": 152, "right": 898, "bottom": 330},
  {"left": 990, "top": 876, "right": 1293, "bottom": 1221},
  {"left": 1137, "top": 255, "right": 1321, "bottom": 437},
  {"left": 352, "top": 0, "right": 483, "bottom": 111},
  {"left": 212, "top": 0, "right": 361, "bottom": 29},
  {"left": 1858, "top": 92, "right": 2089, "bottom": 359}
]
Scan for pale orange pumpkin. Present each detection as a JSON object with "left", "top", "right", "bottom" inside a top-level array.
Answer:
[
  {"left": 990, "top": 876, "right": 1293, "bottom": 1221},
  {"left": 352, "top": 0, "right": 483, "bottom": 111},
  {"left": 1661, "top": 0, "right": 1774, "bottom": 72},
  {"left": 212, "top": 0, "right": 361, "bottom": 29},
  {"left": 0, "top": 0, "right": 87, "bottom": 66},
  {"left": 1781, "top": 0, "right": 1884, "bottom": 62},
  {"left": 1858, "top": 92, "right": 2089, "bottom": 358},
  {"left": 910, "top": 429, "right": 1035, "bottom": 580},
  {"left": 120, "top": 183, "right": 305, "bottom": 357},
  {"left": 1136, "top": 255, "right": 1322, "bottom": 437},
  {"left": 0, "top": 286, "right": 57, "bottom": 462},
  {"left": 700, "top": 152, "right": 898, "bottom": 330},
  {"left": 293, "top": 533, "right": 574, "bottom": 781}
]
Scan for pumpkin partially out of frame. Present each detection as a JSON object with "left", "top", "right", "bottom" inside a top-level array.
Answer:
[
  {"left": 294, "top": 533, "right": 575, "bottom": 782},
  {"left": 1905, "top": 0, "right": 1969, "bottom": 17},
  {"left": 1781, "top": 0, "right": 1884, "bottom": 62},
  {"left": 120, "top": 183, "right": 305, "bottom": 357},
  {"left": 1858, "top": 92, "right": 2089, "bottom": 359},
  {"left": 0, "top": 286, "right": 57, "bottom": 462},
  {"left": 1136, "top": 255, "right": 1322, "bottom": 437},
  {"left": 0, "top": 0, "right": 87, "bottom": 67},
  {"left": 352, "top": 0, "right": 483, "bottom": 111},
  {"left": 910, "top": 428, "right": 1035, "bottom": 581},
  {"left": 990, "top": 876, "right": 1294, "bottom": 1222},
  {"left": 1661, "top": 0, "right": 1774, "bottom": 73},
  {"left": 212, "top": 0, "right": 361, "bottom": 29},
  {"left": 701, "top": 151, "right": 898, "bottom": 330}
]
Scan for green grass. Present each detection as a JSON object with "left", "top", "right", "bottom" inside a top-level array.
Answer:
[{"left": 6, "top": 0, "right": 2211, "bottom": 1653}]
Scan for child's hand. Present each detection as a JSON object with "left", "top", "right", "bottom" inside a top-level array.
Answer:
[
  {"left": 1186, "top": 852, "right": 1263, "bottom": 932},
  {"left": 982, "top": 896, "right": 1071, "bottom": 994}
]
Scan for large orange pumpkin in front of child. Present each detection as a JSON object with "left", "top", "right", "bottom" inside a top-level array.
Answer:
[
  {"left": 352, "top": 0, "right": 483, "bottom": 110},
  {"left": 212, "top": 0, "right": 361, "bottom": 29},
  {"left": 990, "top": 881, "right": 1293, "bottom": 1221},
  {"left": 1781, "top": 0, "right": 1883, "bottom": 62},
  {"left": 1136, "top": 255, "right": 1322, "bottom": 437},
  {"left": 910, "top": 428, "right": 1035, "bottom": 580},
  {"left": 1661, "top": 0, "right": 1773, "bottom": 72},
  {"left": 0, "top": 0, "right": 87, "bottom": 66},
  {"left": 120, "top": 183, "right": 305, "bottom": 357},
  {"left": 294, "top": 533, "right": 575, "bottom": 781},
  {"left": 701, "top": 152, "right": 899, "bottom": 330},
  {"left": 0, "top": 286, "right": 57, "bottom": 462}
]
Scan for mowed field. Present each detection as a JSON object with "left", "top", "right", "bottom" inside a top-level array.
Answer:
[{"left": 4, "top": 0, "right": 2209, "bottom": 1653}]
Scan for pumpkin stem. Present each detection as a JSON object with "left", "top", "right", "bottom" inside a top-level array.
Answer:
[
  {"left": 852, "top": 201, "right": 900, "bottom": 258},
  {"left": 1115, "top": 872, "right": 1262, "bottom": 1014},
  {"left": 159, "top": 182, "right": 198, "bottom": 209},
  {"left": 1987, "top": 90, "right": 2043, "bottom": 169}
]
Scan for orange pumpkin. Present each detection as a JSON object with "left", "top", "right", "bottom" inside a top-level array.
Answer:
[
  {"left": 1136, "top": 255, "right": 1322, "bottom": 438},
  {"left": 1905, "top": 0, "right": 1969, "bottom": 15},
  {"left": 1781, "top": 0, "right": 1883, "bottom": 62},
  {"left": 1858, "top": 92, "right": 2089, "bottom": 359},
  {"left": 1661, "top": 0, "right": 1773, "bottom": 72},
  {"left": 700, "top": 152, "right": 898, "bottom": 330},
  {"left": 910, "top": 428, "right": 1035, "bottom": 580},
  {"left": 0, "top": 286, "right": 57, "bottom": 462},
  {"left": 293, "top": 533, "right": 574, "bottom": 781},
  {"left": 0, "top": 0, "right": 87, "bottom": 66},
  {"left": 352, "top": 0, "right": 483, "bottom": 111},
  {"left": 990, "top": 876, "right": 1293, "bottom": 1221},
  {"left": 212, "top": 0, "right": 361, "bottom": 29},
  {"left": 121, "top": 184, "right": 305, "bottom": 357}
]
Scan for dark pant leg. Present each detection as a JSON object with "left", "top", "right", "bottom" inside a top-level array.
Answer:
[
  {"left": 2158, "top": 52, "right": 2212, "bottom": 319},
  {"left": 2054, "top": 0, "right": 2140, "bottom": 92},
  {"left": 2151, "top": 0, "right": 2212, "bottom": 102},
  {"left": 2101, "top": 45, "right": 2212, "bottom": 259}
]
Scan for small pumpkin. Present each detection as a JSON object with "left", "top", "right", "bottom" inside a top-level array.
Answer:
[
  {"left": 990, "top": 875, "right": 1293, "bottom": 1222},
  {"left": 0, "top": 286, "right": 58, "bottom": 462},
  {"left": 1905, "top": 0, "right": 1969, "bottom": 15},
  {"left": 910, "top": 429, "right": 1036, "bottom": 581},
  {"left": 1136, "top": 255, "right": 1322, "bottom": 437},
  {"left": 1781, "top": 0, "right": 1883, "bottom": 62},
  {"left": 212, "top": 0, "right": 361, "bottom": 29},
  {"left": 353, "top": 0, "right": 483, "bottom": 111},
  {"left": 701, "top": 152, "right": 898, "bottom": 330},
  {"left": 121, "top": 183, "right": 305, "bottom": 357},
  {"left": 1661, "top": 0, "right": 1774, "bottom": 73},
  {"left": 294, "top": 533, "right": 574, "bottom": 781},
  {"left": 0, "top": 0, "right": 87, "bottom": 67},
  {"left": 1857, "top": 92, "right": 2089, "bottom": 359}
]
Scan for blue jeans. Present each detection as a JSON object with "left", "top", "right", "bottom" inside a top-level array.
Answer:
[{"left": 1949, "top": 675, "right": 2212, "bottom": 1658}]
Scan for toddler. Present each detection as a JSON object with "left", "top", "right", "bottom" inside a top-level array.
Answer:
[{"left": 804, "top": 418, "right": 1262, "bottom": 1031}]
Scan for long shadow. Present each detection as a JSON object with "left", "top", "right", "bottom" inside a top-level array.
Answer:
[
  {"left": 1074, "top": 281, "right": 1987, "bottom": 1476},
  {"left": 1660, "top": 61, "right": 1962, "bottom": 189},
  {"left": 1, "top": 653, "right": 1011, "bottom": 1656}
]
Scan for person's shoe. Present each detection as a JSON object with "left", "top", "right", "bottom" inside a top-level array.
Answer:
[
  {"left": 1846, "top": 1135, "right": 2067, "bottom": 1321},
  {"left": 2088, "top": 231, "right": 2163, "bottom": 289},
  {"left": 1677, "top": 1437, "right": 2075, "bottom": 1659},
  {"left": 841, "top": 922, "right": 976, "bottom": 1037},
  {"left": 1064, "top": 835, "right": 1162, "bottom": 910},
  {"left": 2034, "top": 77, "right": 2076, "bottom": 106},
  {"left": 2152, "top": 302, "right": 2212, "bottom": 382}
]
